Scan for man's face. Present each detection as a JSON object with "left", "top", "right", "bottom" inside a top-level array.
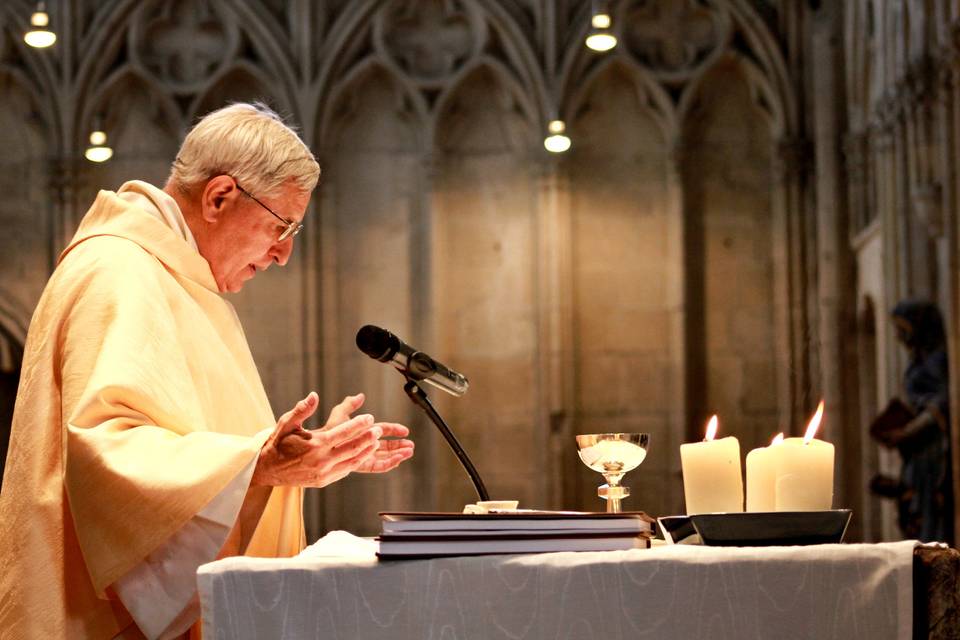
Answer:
[{"left": 202, "top": 179, "right": 311, "bottom": 293}]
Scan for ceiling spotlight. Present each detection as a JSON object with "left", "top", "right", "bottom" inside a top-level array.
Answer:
[
  {"left": 85, "top": 126, "right": 113, "bottom": 163},
  {"left": 585, "top": 1, "right": 617, "bottom": 52},
  {"left": 24, "top": 2, "right": 56, "bottom": 48},
  {"left": 544, "top": 119, "right": 571, "bottom": 153}
]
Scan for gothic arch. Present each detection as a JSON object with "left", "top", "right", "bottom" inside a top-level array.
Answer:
[
  {"left": 0, "top": 68, "right": 48, "bottom": 154},
  {"left": 221, "top": 0, "right": 301, "bottom": 117},
  {"left": 318, "top": 58, "right": 428, "bottom": 152},
  {"left": 306, "top": 0, "right": 381, "bottom": 115},
  {"left": 557, "top": 0, "right": 799, "bottom": 144},
  {"left": 73, "top": 0, "right": 304, "bottom": 148},
  {"left": 473, "top": 0, "right": 550, "bottom": 126},
  {"left": 723, "top": 0, "right": 798, "bottom": 133},
  {"left": 83, "top": 68, "right": 181, "bottom": 150},
  {"left": 188, "top": 61, "right": 286, "bottom": 122},
  {"left": 311, "top": 0, "right": 549, "bottom": 145},
  {"left": 434, "top": 60, "right": 538, "bottom": 154},
  {"left": 432, "top": 56, "right": 538, "bottom": 146},
  {"left": 679, "top": 50, "right": 784, "bottom": 139},
  {"left": 0, "top": 4, "right": 59, "bottom": 148},
  {"left": 565, "top": 56, "right": 676, "bottom": 142}
]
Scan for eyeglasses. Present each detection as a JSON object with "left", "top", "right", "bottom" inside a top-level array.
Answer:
[{"left": 235, "top": 182, "right": 303, "bottom": 242}]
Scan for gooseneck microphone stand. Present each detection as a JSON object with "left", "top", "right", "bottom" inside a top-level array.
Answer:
[{"left": 401, "top": 374, "right": 490, "bottom": 502}]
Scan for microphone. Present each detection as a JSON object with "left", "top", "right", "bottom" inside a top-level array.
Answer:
[{"left": 356, "top": 325, "right": 469, "bottom": 397}]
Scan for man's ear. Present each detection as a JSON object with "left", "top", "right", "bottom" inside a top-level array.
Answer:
[{"left": 201, "top": 175, "right": 238, "bottom": 223}]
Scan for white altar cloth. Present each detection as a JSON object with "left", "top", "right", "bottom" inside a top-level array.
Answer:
[{"left": 197, "top": 535, "right": 917, "bottom": 639}]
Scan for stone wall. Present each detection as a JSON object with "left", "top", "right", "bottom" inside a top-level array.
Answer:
[
  {"left": 842, "top": 0, "right": 960, "bottom": 543},
  {"left": 0, "top": 0, "right": 884, "bottom": 539}
]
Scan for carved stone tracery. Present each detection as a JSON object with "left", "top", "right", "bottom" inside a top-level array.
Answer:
[
  {"left": 373, "top": 0, "right": 486, "bottom": 88},
  {"left": 130, "top": 0, "right": 240, "bottom": 94},
  {"left": 621, "top": 0, "right": 730, "bottom": 84},
  {"left": 0, "top": 0, "right": 807, "bottom": 533}
]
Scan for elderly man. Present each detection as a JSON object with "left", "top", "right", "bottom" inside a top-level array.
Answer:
[{"left": 0, "top": 103, "right": 414, "bottom": 638}]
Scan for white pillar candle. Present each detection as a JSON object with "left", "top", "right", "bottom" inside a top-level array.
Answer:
[
  {"left": 680, "top": 416, "right": 744, "bottom": 514},
  {"left": 775, "top": 437, "right": 834, "bottom": 511},
  {"left": 774, "top": 401, "right": 834, "bottom": 511},
  {"left": 745, "top": 433, "right": 784, "bottom": 512}
]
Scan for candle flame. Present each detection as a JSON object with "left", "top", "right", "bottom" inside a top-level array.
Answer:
[
  {"left": 771, "top": 433, "right": 784, "bottom": 446},
  {"left": 705, "top": 415, "right": 718, "bottom": 441},
  {"left": 803, "top": 400, "right": 825, "bottom": 443}
]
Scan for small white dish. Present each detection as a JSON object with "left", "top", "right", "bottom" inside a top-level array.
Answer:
[{"left": 463, "top": 500, "right": 520, "bottom": 514}]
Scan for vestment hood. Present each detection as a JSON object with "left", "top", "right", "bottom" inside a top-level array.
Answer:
[{"left": 60, "top": 189, "right": 219, "bottom": 292}]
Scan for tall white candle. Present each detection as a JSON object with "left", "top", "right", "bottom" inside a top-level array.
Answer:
[
  {"left": 680, "top": 416, "right": 744, "bottom": 514},
  {"left": 775, "top": 402, "right": 834, "bottom": 511},
  {"left": 745, "top": 433, "right": 784, "bottom": 512}
]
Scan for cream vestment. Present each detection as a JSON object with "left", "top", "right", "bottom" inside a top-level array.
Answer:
[{"left": 0, "top": 182, "right": 304, "bottom": 638}]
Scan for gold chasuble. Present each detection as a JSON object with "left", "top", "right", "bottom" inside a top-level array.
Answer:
[{"left": 0, "top": 190, "right": 304, "bottom": 638}]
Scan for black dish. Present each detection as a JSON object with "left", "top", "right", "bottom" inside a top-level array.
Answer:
[
  {"left": 657, "top": 515, "right": 698, "bottom": 544},
  {"left": 689, "top": 509, "right": 852, "bottom": 546}
]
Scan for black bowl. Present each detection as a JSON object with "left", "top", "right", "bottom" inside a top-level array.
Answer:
[{"left": 689, "top": 509, "right": 852, "bottom": 546}]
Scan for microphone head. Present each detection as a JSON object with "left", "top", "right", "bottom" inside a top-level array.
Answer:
[{"left": 356, "top": 325, "right": 398, "bottom": 362}]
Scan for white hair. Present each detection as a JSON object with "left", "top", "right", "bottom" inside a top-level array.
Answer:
[{"left": 168, "top": 102, "right": 320, "bottom": 198}]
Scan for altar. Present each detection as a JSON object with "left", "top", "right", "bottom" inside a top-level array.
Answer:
[{"left": 197, "top": 537, "right": 958, "bottom": 639}]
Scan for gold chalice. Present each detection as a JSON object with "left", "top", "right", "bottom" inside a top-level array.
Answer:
[{"left": 576, "top": 433, "right": 650, "bottom": 513}]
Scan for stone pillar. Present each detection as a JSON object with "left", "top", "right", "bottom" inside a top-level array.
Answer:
[
  {"left": 811, "top": 10, "right": 862, "bottom": 534},
  {"left": 47, "top": 156, "right": 76, "bottom": 270},
  {"left": 534, "top": 156, "right": 574, "bottom": 509},
  {"left": 771, "top": 137, "right": 809, "bottom": 431},
  {"left": 410, "top": 150, "right": 438, "bottom": 511},
  {"left": 665, "top": 140, "right": 687, "bottom": 514},
  {"left": 874, "top": 125, "right": 903, "bottom": 541},
  {"left": 300, "top": 155, "right": 327, "bottom": 541}
]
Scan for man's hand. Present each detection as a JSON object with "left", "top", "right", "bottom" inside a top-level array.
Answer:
[
  {"left": 320, "top": 392, "right": 415, "bottom": 481},
  {"left": 251, "top": 392, "right": 414, "bottom": 487}
]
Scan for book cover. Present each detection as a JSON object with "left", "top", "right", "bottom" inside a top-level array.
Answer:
[
  {"left": 869, "top": 398, "right": 915, "bottom": 443},
  {"left": 377, "top": 533, "right": 651, "bottom": 558},
  {"left": 379, "top": 511, "right": 654, "bottom": 535}
]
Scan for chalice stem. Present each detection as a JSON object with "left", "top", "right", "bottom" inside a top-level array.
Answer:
[{"left": 598, "top": 483, "right": 629, "bottom": 513}]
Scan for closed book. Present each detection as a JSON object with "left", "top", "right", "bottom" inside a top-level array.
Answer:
[
  {"left": 377, "top": 532, "right": 651, "bottom": 558},
  {"left": 379, "top": 511, "right": 654, "bottom": 536},
  {"left": 869, "top": 398, "right": 915, "bottom": 443}
]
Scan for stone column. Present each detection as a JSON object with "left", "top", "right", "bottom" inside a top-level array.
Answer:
[
  {"left": 534, "top": 155, "right": 574, "bottom": 509},
  {"left": 665, "top": 139, "right": 687, "bottom": 514},
  {"left": 47, "top": 156, "right": 77, "bottom": 271},
  {"left": 308, "top": 172, "right": 341, "bottom": 539},
  {"left": 770, "top": 137, "right": 808, "bottom": 431},
  {"left": 299, "top": 151, "right": 326, "bottom": 541},
  {"left": 873, "top": 125, "right": 902, "bottom": 541},
  {"left": 411, "top": 150, "right": 439, "bottom": 511},
  {"left": 811, "top": 10, "right": 862, "bottom": 534}
]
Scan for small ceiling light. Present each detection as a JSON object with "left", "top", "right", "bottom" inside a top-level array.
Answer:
[
  {"left": 544, "top": 119, "right": 571, "bottom": 153},
  {"left": 24, "top": 2, "right": 56, "bottom": 48},
  {"left": 85, "top": 125, "right": 113, "bottom": 163},
  {"left": 585, "top": 1, "right": 617, "bottom": 52}
]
